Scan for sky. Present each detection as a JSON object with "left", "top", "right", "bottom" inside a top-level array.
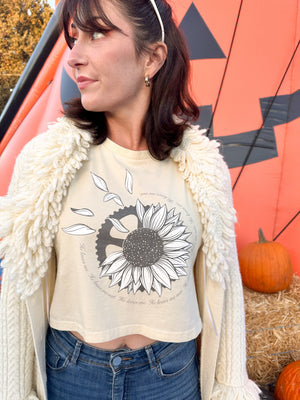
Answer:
[{"left": 47, "top": 0, "right": 56, "bottom": 9}]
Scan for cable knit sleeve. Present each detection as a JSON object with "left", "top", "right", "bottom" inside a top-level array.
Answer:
[
  {"left": 171, "top": 126, "right": 261, "bottom": 399},
  {"left": 0, "top": 144, "right": 42, "bottom": 399},
  {"left": 210, "top": 165, "right": 261, "bottom": 399}
]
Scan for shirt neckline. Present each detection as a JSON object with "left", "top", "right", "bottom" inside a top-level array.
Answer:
[{"left": 102, "top": 137, "right": 152, "bottom": 160}]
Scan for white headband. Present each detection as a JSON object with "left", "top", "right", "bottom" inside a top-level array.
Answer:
[{"left": 149, "top": 0, "right": 165, "bottom": 42}]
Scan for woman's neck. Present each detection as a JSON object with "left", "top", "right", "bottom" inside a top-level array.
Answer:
[{"left": 105, "top": 111, "right": 148, "bottom": 151}]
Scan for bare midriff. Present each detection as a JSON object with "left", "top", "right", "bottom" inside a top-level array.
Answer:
[{"left": 71, "top": 332, "right": 156, "bottom": 350}]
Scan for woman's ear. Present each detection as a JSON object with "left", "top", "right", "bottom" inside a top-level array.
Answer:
[{"left": 144, "top": 42, "right": 168, "bottom": 79}]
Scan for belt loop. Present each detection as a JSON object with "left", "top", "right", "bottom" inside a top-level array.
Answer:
[
  {"left": 145, "top": 345, "right": 157, "bottom": 369},
  {"left": 70, "top": 340, "right": 82, "bottom": 365}
]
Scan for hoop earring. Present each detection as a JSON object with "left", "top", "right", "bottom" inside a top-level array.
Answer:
[{"left": 145, "top": 76, "right": 151, "bottom": 87}]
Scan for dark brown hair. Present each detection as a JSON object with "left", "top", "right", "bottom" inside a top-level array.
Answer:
[{"left": 61, "top": 0, "right": 199, "bottom": 160}]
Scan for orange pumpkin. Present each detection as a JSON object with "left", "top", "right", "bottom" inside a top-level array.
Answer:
[
  {"left": 238, "top": 228, "right": 293, "bottom": 293},
  {"left": 274, "top": 360, "right": 300, "bottom": 400}
]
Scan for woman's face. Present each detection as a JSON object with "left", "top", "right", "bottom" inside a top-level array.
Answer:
[{"left": 67, "top": 0, "right": 149, "bottom": 116}]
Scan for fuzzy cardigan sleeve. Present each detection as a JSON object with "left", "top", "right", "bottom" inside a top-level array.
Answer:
[
  {"left": 0, "top": 119, "right": 92, "bottom": 400},
  {"left": 0, "top": 144, "right": 41, "bottom": 399},
  {"left": 171, "top": 126, "right": 261, "bottom": 399}
]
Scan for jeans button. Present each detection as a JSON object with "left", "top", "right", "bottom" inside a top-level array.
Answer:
[{"left": 113, "top": 356, "right": 122, "bottom": 367}]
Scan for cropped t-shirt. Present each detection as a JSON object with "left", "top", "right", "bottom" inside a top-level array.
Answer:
[{"left": 50, "top": 138, "right": 203, "bottom": 343}]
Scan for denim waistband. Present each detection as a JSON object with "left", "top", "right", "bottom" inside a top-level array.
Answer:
[{"left": 47, "top": 327, "right": 197, "bottom": 371}]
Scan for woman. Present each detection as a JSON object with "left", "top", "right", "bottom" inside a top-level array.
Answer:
[{"left": 0, "top": 0, "right": 261, "bottom": 399}]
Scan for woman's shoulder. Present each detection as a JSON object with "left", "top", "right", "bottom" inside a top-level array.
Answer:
[
  {"left": 171, "top": 124, "right": 229, "bottom": 175},
  {"left": 20, "top": 117, "right": 91, "bottom": 157}
]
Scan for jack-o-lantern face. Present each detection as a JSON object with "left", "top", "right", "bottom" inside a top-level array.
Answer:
[{"left": 0, "top": 0, "right": 299, "bottom": 276}]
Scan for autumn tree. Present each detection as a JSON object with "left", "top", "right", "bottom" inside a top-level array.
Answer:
[{"left": 0, "top": 0, "right": 53, "bottom": 114}]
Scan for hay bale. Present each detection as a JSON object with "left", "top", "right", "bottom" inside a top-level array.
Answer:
[{"left": 244, "top": 274, "right": 300, "bottom": 387}]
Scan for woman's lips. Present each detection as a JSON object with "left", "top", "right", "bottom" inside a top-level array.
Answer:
[{"left": 76, "top": 76, "right": 97, "bottom": 90}]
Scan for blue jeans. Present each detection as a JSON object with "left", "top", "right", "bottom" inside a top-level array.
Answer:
[{"left": 46, "top": 327, "right": 201, "bottom": 400}]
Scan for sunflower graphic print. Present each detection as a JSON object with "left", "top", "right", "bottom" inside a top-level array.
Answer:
[{"left": 63, "top": 169, "right": 193, "bottom": 296}]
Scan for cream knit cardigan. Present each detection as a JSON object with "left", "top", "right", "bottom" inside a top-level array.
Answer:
[{"left": 0, "top": 118, "right": 261, "bottom": 400}]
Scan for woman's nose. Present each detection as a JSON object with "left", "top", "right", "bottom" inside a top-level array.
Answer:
[{"left": 67, "top": 42, "right": 88, "bottom": 69}]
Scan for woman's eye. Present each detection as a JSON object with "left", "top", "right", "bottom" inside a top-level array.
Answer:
[{"left": 92, "top": 32, "right": 105, "bottom": 40}]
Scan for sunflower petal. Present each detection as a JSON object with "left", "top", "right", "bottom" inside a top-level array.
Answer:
[
  {"left": 99, "top": 265, "right": 110, "bottom": 278},
  {"left": 163, "top": 226, "right": 186, "bottom": 241},
  {"left": 167, "top": 208, "right": 175, "bottom": 219},
  {"left": 133, "top": 266, "right": 142, "bottom": 284},
  {"left": 106, "top": 257, "right": 128, "bottom": 274},
  {"left": 91, "top": 172, "right": 109, "bottom": 192},
  {"left": 149, "top": 205, "right": 167, "bottom": 231},
  {"left": 164, "top": 249, "right": 189, "bottom": 259},
  {"left": 120, "top": 266, "right": 133, "bottom": 290},
  {"left": 155, "top": 259, "right": 179, "bottom": 280},
  {"left": 152, "top": 278, "right": 162, "bottom": 296},
  {"left": 133, "top": 281, "right": 141, "bottom": 294},
  {"left": 171, "top": 257, "right": 187, "bottom": 267},
  {"left": 164, "top": 240, "right": 191, "bottom": 251},
  {"left": 166, "top": 214, "right": 180, "bottom": 225},
  {"left": 110, "top": 270, "right": 123, "bottom": 286},
  {"left": 151, "top": 264, "right": 171, "bottom": 289},
  {"left": 175, "top": 267, "right": 187, "bottom": 276},
  {"left": 102, "top": 251, "right": 123, "bottom": 266},
  {"left": 180, "top": 233, "right": 192, "bottom": 241},
  {"left": 158, "top": 224, "right": 173, "bottom": 237},
  {"left": 108, "top": 218, "right": 129, "bottom": 233},
  {"left": 141, "top": 266, "right": 153, "bottom": 294},
  {"left": 143, "top": 206, "right": 154, "bottom": 228},
  {"left": 136, "top": 199, "right": 145, "bottom": 222},
  {"left": 62, "top": 224, "right": 96, "bottom": 235}
]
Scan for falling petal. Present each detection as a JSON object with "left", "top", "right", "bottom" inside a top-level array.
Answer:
[
  {"left": 102, "top": 251, "right": 123, "bottom": 266},
  {"left": 106, "top": 257, "right": 128, "bottom": 274},
  {"left": 141, "top": 266, "right": 153, "bottom": 294},
  {"left": 104, "top": 193, "right": 124, "bottom": 207},
  {"left": 152, "top": 278, "right": 162, "bottom": 296},
  {"left": 133, "top": 266, "right": 142, "bottom": 284},
  {"left": 155, "top": 259, "right": 179, "bottom": 280},
  {"left": 91, "top": 172, "right": 109, "bottom": 192},
  {"left": 136, "top": 199, "right": 145, "bottom": 222},
  {"left": 108, "top": 218, "right": 129, "bottom": 233},
  {"left": 125, "top": 170, "right": 133, "bottom": 194},
  {"left": 151, "top": 264, "right": 171, "bottom": 289},
  {"left": 143, "top": 206, "right": 154, "bottom": 228},
  {"left": 110, "top": 270, "right": 124, "bottom": 286},
  {"left": 163, "top": 226, "right": 186, "bottom": 241},
  {"left": 149, "top": 205, "right": 167, "bottom": 231},
  {"left": 120, "top": 266, "right": 133, "bottom": 290},
  {"left": 71, "top": 208, "right": 94, "bottom": 217},
  {"left": 164, "top": 240, "right": 191, "bottom": 251},
  {"left": 62, "top": 224, "right": 96, "bottom": 235}
]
